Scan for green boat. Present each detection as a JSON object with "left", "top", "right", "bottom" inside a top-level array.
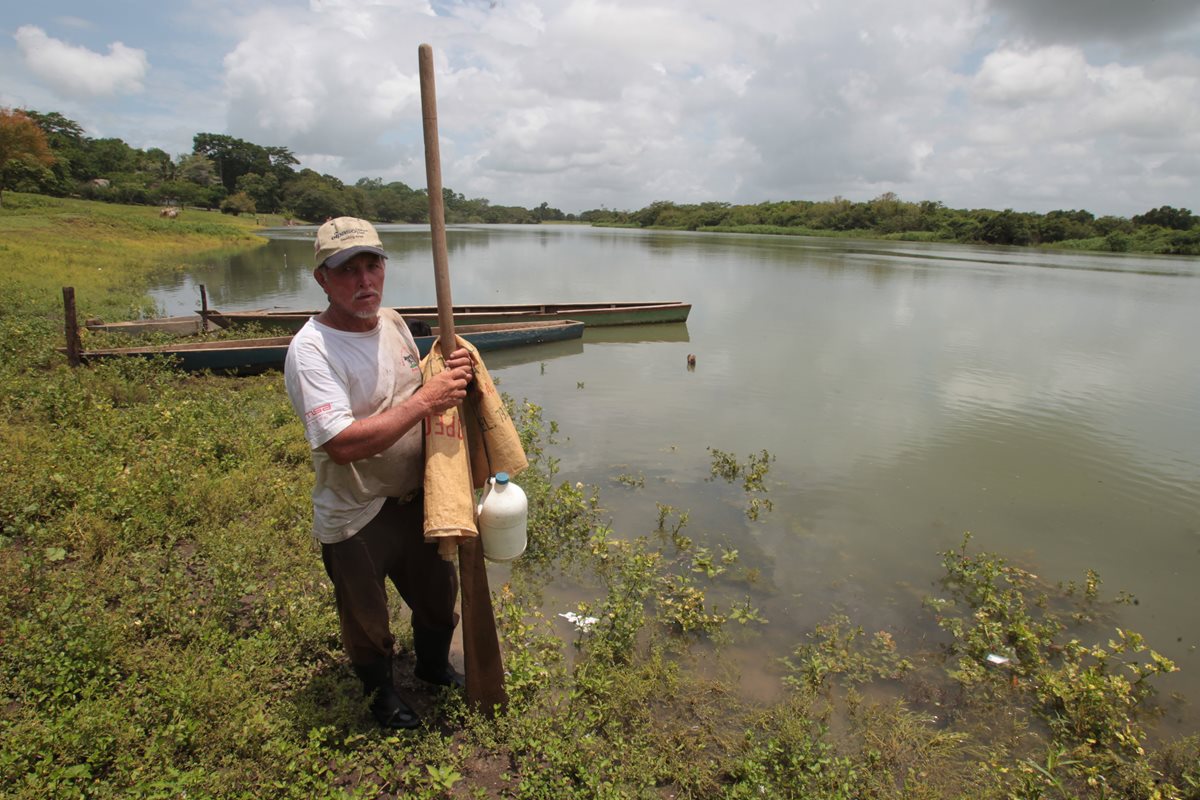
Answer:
[
  {"left": 206, "top": 300, "right": 690, "bottom": 334},
  {"left": 84, "top": 315, "right": 215, "bottom": 335},
  {"left": 73, "top": 319, "right": 585, "bottom": 375}
]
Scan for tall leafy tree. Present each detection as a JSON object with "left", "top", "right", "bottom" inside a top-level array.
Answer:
[
  {"left": 283, "top": 169, "right": 349, "bottom": 221},
  {"left": 176, "top": 153, "right": 220, "bottom": 187},
  {"left": 193, "top": 133, "right": 299, "bottom": 195},
  {"left": 236, "top": 172, "right": 281, "bottom": 213},
  {"left": 12, "top": 109, "right": 83, "bottom": 194},
  {"left": 0, "top": 108, "right": 55, "bottom": 206},
  {"left": 264, "top": 145, "right": 299, "bottom": 184},
  {"left": 21, "top": 110, "right": 86, "bottom": 146},
  {"left": 193, "top": 133, "right": 261, "bottom": 192},
  {"left": 87, "top": 137, "right": 138, "bottom": 177},
  {"left": 1133, "top": 206, "right": 1195, "bottom": 231},
  {"left": 975, "top": 209, "right": 1033, "bottom": 246},
  {"left": 139, "top": 147, "right": 174, "bottom": 182},
  {"left": 157, "top": 154, "right": 224, "bottom": 208}
]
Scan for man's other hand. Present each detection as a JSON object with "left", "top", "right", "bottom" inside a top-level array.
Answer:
[{"left": 421, "top": 348, "right": 473, "bottom": 414}]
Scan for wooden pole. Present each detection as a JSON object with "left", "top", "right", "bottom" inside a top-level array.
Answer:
[
  {"left": 418, "top": 46, "right": 456, "bottom": 567},
  {"left": 419, "top": 46, "right": 457, "bottom": 359},
  {"left": 419, "top": 42, "right": 508, "bottom": 715},
  {"left": 199, "top": 284, "right": 209, "bottom": 331},
  {"left": 62, "top": 287, "right": 81, "bottom": 367}
]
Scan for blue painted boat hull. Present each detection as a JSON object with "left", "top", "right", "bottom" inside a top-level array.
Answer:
[
  {"left": 77, "top": 320, "right": 585, "bottom": 375},
  {"left": 206, "top": 301, "right": 691, "bottom": 333}
]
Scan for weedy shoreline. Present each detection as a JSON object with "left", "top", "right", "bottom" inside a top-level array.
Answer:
[{"left": 1, "top": 193, "right": 1197, "bottom": 799}]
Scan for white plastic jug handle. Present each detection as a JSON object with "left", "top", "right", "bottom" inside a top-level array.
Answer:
[{"left": 476, "top": 475, "right": 497, "bottom": 519}]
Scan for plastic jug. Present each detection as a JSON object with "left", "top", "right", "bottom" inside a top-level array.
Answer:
[{"left": 476, "top": 472, "right": 527, "bottom": 562}]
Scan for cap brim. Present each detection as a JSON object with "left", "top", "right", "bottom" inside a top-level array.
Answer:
[{"left": 322, "top": 245, "right": 388, "bottom": 269}]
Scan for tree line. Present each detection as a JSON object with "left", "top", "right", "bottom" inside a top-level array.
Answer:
[
  {"left": 1, "top": 106, "right": 1196, "bottom": 254},
  {"left": 0, "top": 107, "right": 571, "bottom": 224},
  {"left": 582, "top": 196, "right": 1200, "bottom": 255}
]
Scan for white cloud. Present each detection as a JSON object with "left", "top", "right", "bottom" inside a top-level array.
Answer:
[
  {"left": 1086, "top": 62, "right": 1197, "bottom": 138},
  {"left": 219, "top": 3, "right": 462, "bottom": 166},
  {"left": 14, "top": 25, "right": 148, "bottom": 98},
  {"left": 214, "top": 0, "right": 758, "bottom": 208},
  {"left": 726, "top": 0, "right": 982, "bottom": 200},
  {"left": 973, "top": 45, "right": 1087, "bottom": 105},
  {"left": 964, "top": 45, "right": 1200, "bottom": 173},
  {"left": 479, "top": 2, "right": 546, "bottom": 47},
  {"left": 2, "top": 0, "right": 1198, "bottom": 215}
]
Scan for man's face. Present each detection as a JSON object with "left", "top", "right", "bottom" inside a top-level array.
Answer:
[{"left": 317, "top": 252, "right": 386, "bottom": 320}]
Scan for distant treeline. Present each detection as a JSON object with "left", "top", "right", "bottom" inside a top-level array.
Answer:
[
  {"left": 4, "top": 108, "right": 572, "bottom": 224},
  {"left": 5, "top": 108, "right": 1197, "bottom": 254},
  {"left": 580, "top": 197, "right": 1200, "bottom": 255}
]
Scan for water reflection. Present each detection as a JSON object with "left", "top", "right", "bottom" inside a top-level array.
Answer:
[
  {"left": 583, "top": 323, "right": 690, "bottom": 344},
  {"left": 473, "top": 337, "right": 584, "bottom": 369}
]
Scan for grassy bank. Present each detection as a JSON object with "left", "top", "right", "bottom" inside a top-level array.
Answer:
[{"left": 1, "top": 194, "right": 1197, "bottom": 799}]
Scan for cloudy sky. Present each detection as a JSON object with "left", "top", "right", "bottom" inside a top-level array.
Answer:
[{"left": 2, "top": 0, "right": 1198, "bottom": 216}]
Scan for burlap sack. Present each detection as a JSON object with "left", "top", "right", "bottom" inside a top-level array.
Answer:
[
  {"left": 461, "top": 350, "right": 528, "bottom": 488},
  {"left": 420, "top": 334, "right": 528, "bottom": 558}
]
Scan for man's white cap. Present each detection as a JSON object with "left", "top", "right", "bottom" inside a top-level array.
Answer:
[{"left": 314, "top": 217, "right": 387, "bottom": 269}]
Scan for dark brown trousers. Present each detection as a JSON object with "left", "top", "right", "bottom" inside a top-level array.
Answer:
[{"left": 321, "top": 495, "right": 460, "bottom": 666}]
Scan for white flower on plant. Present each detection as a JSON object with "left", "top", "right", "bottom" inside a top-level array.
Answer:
[{"left": 558, "top": 611, "right": 599, "bottom": 632}]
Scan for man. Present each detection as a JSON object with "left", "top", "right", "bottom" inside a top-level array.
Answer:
[{"left": 284, "top": 217, "right": 474, "bottom": 730}]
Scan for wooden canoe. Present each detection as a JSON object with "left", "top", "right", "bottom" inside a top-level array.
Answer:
[
  {"left": 207, "top": 300, "right": 691, "bottom": 334},
  {"left": 74, "top": 319, "right": 585, "bottom": 375},
  {"left": 85, "top": 315, "right": 216, "bottom": 336}
]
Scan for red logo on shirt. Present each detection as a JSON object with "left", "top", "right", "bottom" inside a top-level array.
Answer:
[{"left": 305, "top": 402, "right": 332, "bottom": 421}]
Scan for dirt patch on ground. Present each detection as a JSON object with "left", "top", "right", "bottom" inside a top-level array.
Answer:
[{"left": 451, "top": 750, "right": 512, "bottom": 798}]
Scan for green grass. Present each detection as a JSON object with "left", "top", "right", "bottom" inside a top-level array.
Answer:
[{"left": 2, "top": 193, "right": 1198, "bottom": 798}]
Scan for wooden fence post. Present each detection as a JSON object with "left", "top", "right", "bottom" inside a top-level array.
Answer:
[{"left": 62, "top": 286, "right": 82, "bottom": 367}]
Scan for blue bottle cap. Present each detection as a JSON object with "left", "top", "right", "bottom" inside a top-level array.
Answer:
[{"left": 495, "top": 472, "right": 509, "bottom": 484}]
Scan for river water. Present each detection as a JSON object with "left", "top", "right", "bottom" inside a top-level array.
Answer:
[{"left": 151, "top": 224, "right": 1200, "bottom": 724}]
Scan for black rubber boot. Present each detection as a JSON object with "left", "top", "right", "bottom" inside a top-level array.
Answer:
[
  {"left": 353, "top": 656, "right": 421, "bottom": 730},
  {"left": 412, "top": 626, "right": 466, "bottom": 690}
]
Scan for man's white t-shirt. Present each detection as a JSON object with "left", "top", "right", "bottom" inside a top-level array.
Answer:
[{"left": 284, "top": 312, "right": 424, "bottom": 544}]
